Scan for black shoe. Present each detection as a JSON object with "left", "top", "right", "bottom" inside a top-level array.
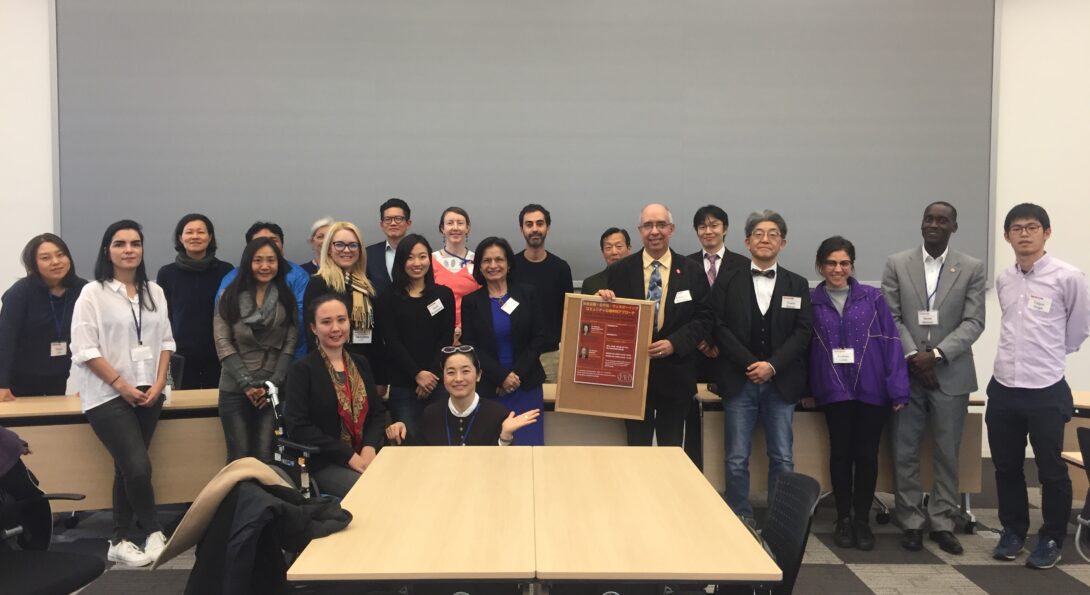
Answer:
[
  {"left": 833, "top": 517, "right": 854, "bottom": 548},
  {"left": 929, "top": 530, "right": 964, "bottom": 555},
  {"left": 854, "top": 520, "right": 875, "bottom": 551},
  {"left": 901, "top": 529, "right": 923, "bottom": 551}
]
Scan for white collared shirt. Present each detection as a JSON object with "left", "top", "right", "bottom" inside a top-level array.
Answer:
[
  {"left": 447, "top": 392, "right": 481, "bottom": 417},
  {"left": 70, "top": 280, "right": 176, "bottom": 412},
  {"left": 751, "top": 262, "right": 778, "bottom": 315},
  {"left": 384, "top": 241, "right": 395, "bottom": 278},
  {"left": 921, "top": 245, "right": 948, "bottom": 309},
  {"left": 703, "top": 246, "right": 726, "bottom": 277}
]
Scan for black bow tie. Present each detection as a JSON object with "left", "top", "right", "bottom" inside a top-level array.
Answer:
[{"left": 751, "top": 268, "right": 775, "bottom": 279}]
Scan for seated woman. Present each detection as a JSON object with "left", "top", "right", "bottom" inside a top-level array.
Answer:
[
  {"left": 386, "top": 345, "right": 539, "bottom": 446},
  {"left": 284, "top": 294, "right": 389, "bottom": 499}
]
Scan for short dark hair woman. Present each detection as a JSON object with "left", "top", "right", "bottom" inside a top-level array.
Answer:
[
  {"left": 459, "top": 237, "right": 549, "bottom": 445},
  {"left": 213, "top": 238, "right": 299, "bottom": 462},
  {"left": 155, "top": 213, "right": 233, "bottom": 388},
  {"left": 374, "top": 234, "right": 455, "bottom": 437},
  {"left": 0, "top": 234, "right": 87, "bottom": 401},
  {"left": 70, "top": 220, "right": 175, "bottom": 566}
]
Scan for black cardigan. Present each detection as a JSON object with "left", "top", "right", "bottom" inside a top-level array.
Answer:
[
  {"left": 373, "top": 284, "right": 456, "bottom": 389},
  {"left": 412, "top": 397, "right": 511, "bottom": 446},
  {"left": 283, "top": 350, "right": 388, "bottom": 471},
  {"left": 0, "top": 276, "right": 88, "bottom": 389},
  {"left": 459, "top": 282, "right": 548, "bottom": 399}
]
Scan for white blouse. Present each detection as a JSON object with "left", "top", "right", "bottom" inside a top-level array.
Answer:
[{"left": 70, "top": 280, "right": 176, "bottom": 412}]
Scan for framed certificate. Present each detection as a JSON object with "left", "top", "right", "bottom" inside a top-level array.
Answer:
[{"left": 554, "top": 293, "right": 653, "bottom": 420}]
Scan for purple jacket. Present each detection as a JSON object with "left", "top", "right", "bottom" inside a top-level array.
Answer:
[{"left": 809, "top": 279, "right": 909, "bottom": 407}]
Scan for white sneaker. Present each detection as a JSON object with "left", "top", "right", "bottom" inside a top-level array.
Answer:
[
  {"left": 144, "top": 531, "right": 167, "bottom": 561},
  {"left": 107, "top": 539, "right": 152, "bottom": 567}
]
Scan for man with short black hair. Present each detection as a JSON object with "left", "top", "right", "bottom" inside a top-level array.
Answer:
[
  {"left": 511, "top": 204, "right": 573, "bottom": 383},
  {"left": 581, "top": 227, "right": 630, "bottom": 296},
  {"left": 366, "top": 198, "right": 412, "bottom": 295},
  {"left": 987, "top": 203, "right": 1090, "bottom": 569}
]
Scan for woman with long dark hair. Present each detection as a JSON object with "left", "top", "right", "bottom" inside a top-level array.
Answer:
[
  {"left": 213, "top": 238, "right": 298, "bottom": 462},
  {"left": 70, "top": 220, "right": 175, "bottom": 567},
  {"left": 374, "top": 234, "right": 455, "bottom": 437},
  {"left": 155, "top": 213, "right": 234, "bottom": 389},
  {"left": 0, "top": 234, "right": 87, "bottom": 401}
]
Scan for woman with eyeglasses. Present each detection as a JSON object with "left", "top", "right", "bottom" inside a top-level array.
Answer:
[
  {"left": 385, "top": 345, "right": 540, "bottom": 446},
  {"left": 302, "top": 221, "right": 386, "bottom": 391},
  {"left": 0, "top": 234, "right": 87, "bottom": 402},
  {"left": 431, "top": 207, "right": 481, "bottom": 344},
  {"left": 374, "top": 234, "right": 455, "bottom": 438},
  {"left": 69, "top": 220, "right": 175, "bottom": 566},
  {"left": 803, "top": 236, "right": 909, "bottom": 551},
  {"left": 284, "top": 294, "right": 389, "bottom": 498},
  {"left": 213, "top": 238, "right": 298, "bottom": 462},
  {"left": 459, "top": 237, "right": 549, "bottom": 446}
]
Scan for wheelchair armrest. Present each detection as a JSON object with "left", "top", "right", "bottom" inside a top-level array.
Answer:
[
  {"left": 277, "top": 438, "right": 321, "bottom": 456},
  {"left": 42, "top": 493, "right": 86, "bottom": 502}
]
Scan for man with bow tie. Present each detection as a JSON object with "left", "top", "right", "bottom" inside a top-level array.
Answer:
[{"left": 707, "top": 209, "right": 812, "bottom": 525}]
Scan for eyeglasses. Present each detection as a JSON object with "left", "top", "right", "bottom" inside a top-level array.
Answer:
[
  {"left": 382, "top": 216, "right": 407, "bottom": 224},
  {"left": 822, "top": 260, "right": 852, "bottom": 269},
  {"left": 1008, "top": 223, "right": 1043, "bottom": 235},
  {"left": 332, "top": 241, "right": 360, "bottom": 252},
  {"left": 749, "top": 230, "right": 782, "bottom": 240},
  {"left": 639, "top": 221, "right": 672, "bottom": 232},
  {"left": 441, "top": 345, "right": 475, "bottom": 354}
]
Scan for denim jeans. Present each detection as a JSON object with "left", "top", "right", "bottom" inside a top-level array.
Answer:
[
  {"left": 84, "top": 393, "right": 164, "bottom": 543},
  {"left": 723, "top": 381, "right": 796, "bottom": 519},
  {"left": 387, "top": 385, "right": 447, "bottom": 440},
  {"left": 219, "top": 391, "right": 275, "bottom": 463}
]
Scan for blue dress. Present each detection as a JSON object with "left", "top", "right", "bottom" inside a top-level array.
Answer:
[{"left": 489, "top": 296, "right": 545, "bottom": 446}]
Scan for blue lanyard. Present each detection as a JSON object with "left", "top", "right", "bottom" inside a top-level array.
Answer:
[
  {"left": 926, "top": 263, "right": 943, "bottom": 310},
  {"left": 445, "top": 405, "right": 479, "bottom": 446},
  {"left": 47, "top": 291, "right": 65, "bottom": 340},
  {"left": 129, "top": 300, "right": 144, "bottom": 345}
]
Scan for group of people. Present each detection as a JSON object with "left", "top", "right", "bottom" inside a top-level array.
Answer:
[{"left": 0, "top": 198, "right": 1085, "bottom": 572}]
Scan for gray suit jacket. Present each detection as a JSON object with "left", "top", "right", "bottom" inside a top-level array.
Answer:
[{"left": 881, "top": 247, "right": 986, "bottom": 395}]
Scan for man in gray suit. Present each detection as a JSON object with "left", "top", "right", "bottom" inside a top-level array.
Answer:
[{"left": 881, "top": 201, "right": 986, "bottom": 555}]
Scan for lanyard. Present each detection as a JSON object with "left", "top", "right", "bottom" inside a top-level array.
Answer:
[
  {"left": 926, "top": 262, "right": 943, "bottom": 310},
  {"left": 442, "top": 248, "right": 470, "bottom": 267},
  {"left": 47, "top": 291, "right": 65, "bottom": 340},
  {"left": 129, "top": 300, "right": 144, "bottom": 345},
  {"left": 445, "top": 405, "right": 479, "bottom": 446}
]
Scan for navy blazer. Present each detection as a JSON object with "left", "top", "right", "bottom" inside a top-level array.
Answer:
[
  {"left": 606, "top": 249, "right": 712, "bottom": 400},
  {"left": 708, "top": 264, "right": 813, "bottom": 402},
  {"left": 365, "top": 241, "right": 392, "bottom": 296},
  {"left": 460, "top": 282, "right": 549, "bottom": 398}
]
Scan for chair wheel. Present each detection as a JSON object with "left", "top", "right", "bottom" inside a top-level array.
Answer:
[
  {"left": 876, "top": 512, "right": 891, "bottom": 525},
  {"left": 963, "top": 522, "right": 976, "bottom": 535}
]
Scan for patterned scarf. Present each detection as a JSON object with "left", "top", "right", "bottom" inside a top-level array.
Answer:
[
  {"left": 346, "top": 272, "right": 374, "bottom": 330},
  {"left": 319, "top": 348, "right": 369, "bottom": 452}
]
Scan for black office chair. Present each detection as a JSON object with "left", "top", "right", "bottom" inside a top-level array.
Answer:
[
  {"left": 718, "top": 472, "right": 821, "bottom": 595},
  {"left": 1074, "top": 427, "right": 1090, "bottom": 562}
]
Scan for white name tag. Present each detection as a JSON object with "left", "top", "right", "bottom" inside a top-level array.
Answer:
[
  {"left": 501, "top": 298, "right": 520, "bottom": 315},
  {"left": 427, "top": 299, "right": 445, "bottom": 316},
  {"left": 832, "top": 348, "right": 855, "bottom": 364},
  {"left": 352, "top": 329, "right": 373, "bottom": 344},
  {"left": 130, "top": 345, "right": 153, "bottom": 362},
  {"left": 918, "top": 310, "right": 939, "bottom": 326},
  {"left": 1028, "top": 295, "right": 1053, "bottom": 313},
  {"left": 674, "top": 290, "right": 692, "bottom": 304},
  {"left": 50, "top": 341, "right": 67, "bottom": 357},
  {"left": 781, "top": 296, "right": 802, "bottom": 310}
]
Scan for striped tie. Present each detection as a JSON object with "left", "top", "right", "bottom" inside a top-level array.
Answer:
[{"left": 648, "top": 260, "right": 662, "bottom": 331}]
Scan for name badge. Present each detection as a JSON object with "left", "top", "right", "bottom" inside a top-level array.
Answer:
[
  {"left": 352, "top": 329, "right": 373, "bottom": 344},
  {"left": 1028, "top": 295, "right": 1053, "bottom": 313},
  {"left": 832, "top": 348, "right": 855, "bottom": 364},
  {"left": 674, "top": 290, "right": 692, "bottom": 304},
  {"left": 918, "top": 310, "right": 939, "bottom": 326},
  {"left": 130, "top": 345, "right": 153, "bottom": 362},
  {"left": 781, "top": 296, "right": 802, "bottom": 310},
  {"left": 50, "top": 341, "right": 67, "bottom": 357},
  {"left": 500, "top": 298, "right": 520, "bottom": 315},
  {"left": 427, "top": 299, "right": 445, "bottom": 316}
]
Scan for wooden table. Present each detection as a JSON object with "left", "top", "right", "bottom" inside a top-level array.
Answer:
[
  {"left": 287, "top": 447, "right": 537, "bottom": 582},
  {"left": 0, "top": 389, "right": 226, "bottom": 512},
  {"left": 533, "top": 446, "right": 781, "bottom": 584}
]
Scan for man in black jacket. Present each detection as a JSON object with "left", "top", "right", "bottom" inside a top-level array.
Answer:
[
  {"left": 599, "top": 203, "right": 711, "bottom": 447},
  {"left": 708, "top": 209, "right": 812, "bottom": 523},
  {"left": 365, "top": 198, "right": 413, "bottom": 296}
]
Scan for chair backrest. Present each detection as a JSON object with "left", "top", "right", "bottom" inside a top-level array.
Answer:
[{"left": 760, "top": 472, "right": 821, "bottom": 595}]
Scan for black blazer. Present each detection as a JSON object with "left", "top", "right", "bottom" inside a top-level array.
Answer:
[
  {"left": 606, "top": 249, "right": 712, "bottom": 400},
  {"left": 708, "top": 265, "right": 813, "bottom": 402},
  {"left": 365, "top": 241, "right": 392, "bottom": 296},
  {"left": 460, "top": 282, "right": 548, "bottom": 398},
  {"left": 687, "top": 249, "right": 750, "bottom": 382},
  {"left": 283, "top": 350, "right": 389, "bottom": 471},
  {"left": 302, "top": 273, "right": 387, "bottom": 384}
]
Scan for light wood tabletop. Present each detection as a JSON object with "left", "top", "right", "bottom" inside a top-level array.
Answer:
[
  {"left": 1074, "top": 391, "right": 1090, "bottom": 410},
  {"left": 287, "top": 446, "right": 537, "bottom": 582},
  {"left": 1063, "top": 451, "right": 1085, "bottom": 468},
  {"left": 532, "top": 446, "right": 782, "bottom": 583},
  {"left": 0, "top": 388, "right": 219, "bottom": 419}
]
